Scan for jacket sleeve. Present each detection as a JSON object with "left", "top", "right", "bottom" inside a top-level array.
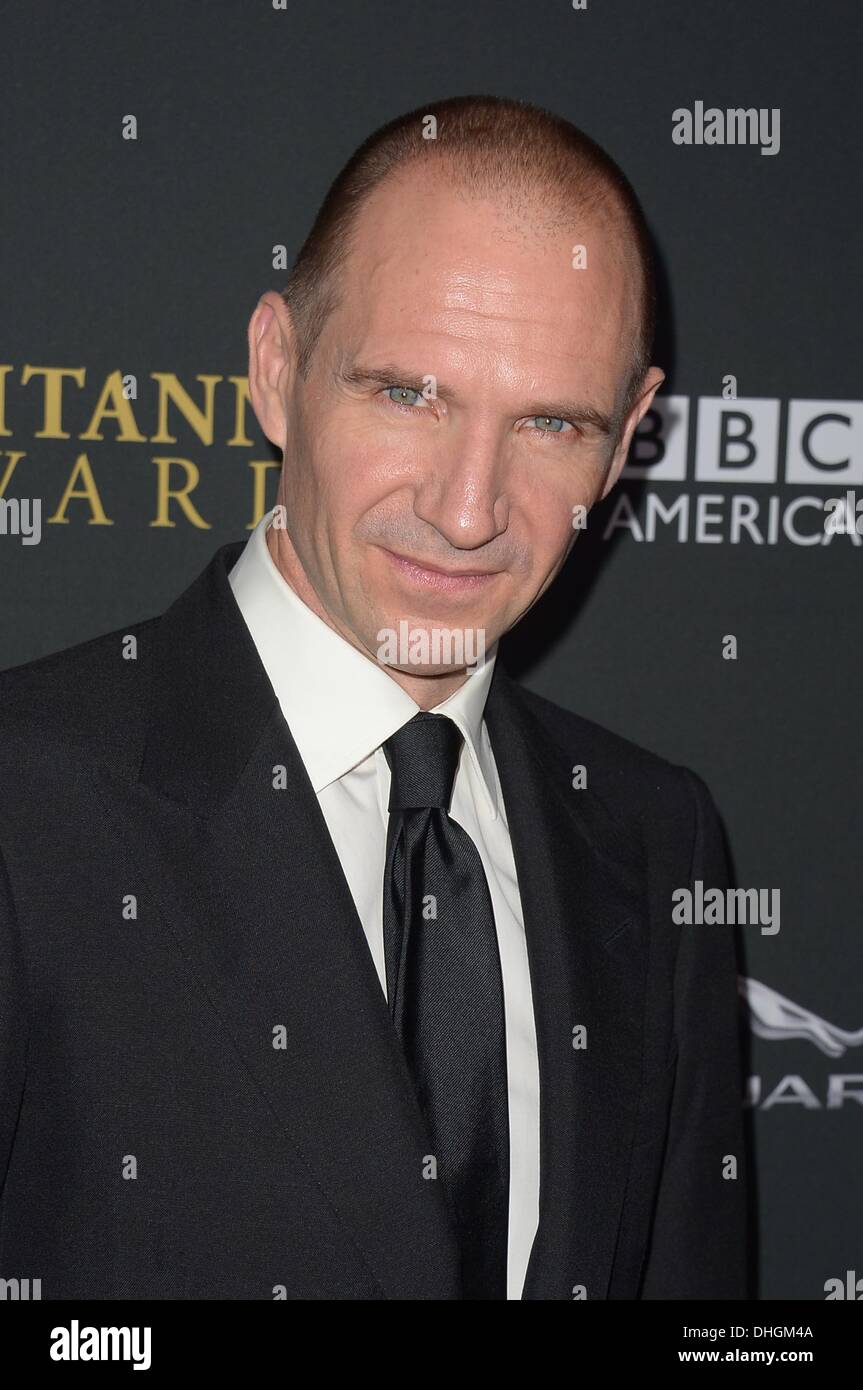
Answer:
[
  {"left": 639, "top": 766, "right": 749, "bottom": 1299},
  {"left": 0, "top": 843, "right": 28, "bottom": 1197}
]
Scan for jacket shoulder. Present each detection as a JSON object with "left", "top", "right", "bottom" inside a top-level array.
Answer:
[
  {"left": 0, "top": 619, "right": 158, "bottom": 772},
  {"left": 507, "top": 679, "right": 708, "bottom": 821}
]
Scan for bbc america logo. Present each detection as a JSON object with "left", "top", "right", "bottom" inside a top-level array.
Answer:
[{"left": 605, "top": 396, "right": 863, "bottom": 545}]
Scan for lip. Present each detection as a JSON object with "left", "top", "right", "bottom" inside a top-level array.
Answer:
[{"left": 380, "top": 547, "right": 502, "bottom": 591}]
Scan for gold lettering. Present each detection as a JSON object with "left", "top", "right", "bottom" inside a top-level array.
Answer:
[
  {"left": 0, "top": 451, "right": 25, "bottom": 496},
  {"left": 150, "top": 457, "right": 211, "bottom": 528},
  {"left": 48, "top": 454, "right": 113, "bottom": 524},
  {"left": 0, "top": 365, "right": 14, "bottom": 436},
  {"left": 21, "top": 365, "right": 86, "bottom": 439},
  {"left": 151, "top": 374, "right": 221, "bottom": 445},
  {"left": 227, "top": 375, "right": 255, "bottom": 446},
  {"left": 80, "top": 370, "right": 146, "bottom": 442}
]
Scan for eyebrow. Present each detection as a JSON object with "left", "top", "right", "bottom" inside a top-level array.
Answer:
[{"left": 337, "top": 360, "right": 616, "bottom": 437}]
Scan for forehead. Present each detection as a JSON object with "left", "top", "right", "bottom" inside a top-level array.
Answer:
[{"left": 332, "top": 165, "right": 637, "bottom": 385}]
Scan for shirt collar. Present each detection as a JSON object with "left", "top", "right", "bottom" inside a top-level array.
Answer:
[{"left": 228, "top": 508, "right": 500, "bottom": 817}]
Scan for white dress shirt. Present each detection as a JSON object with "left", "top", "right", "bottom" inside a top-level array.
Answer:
[{"left": 228, "top": 508, "right": 540, "bottom": 1298}]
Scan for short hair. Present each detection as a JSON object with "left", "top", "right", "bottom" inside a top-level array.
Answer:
[{"left": 281, "top": 95, "right": 657, "bottom": 427}]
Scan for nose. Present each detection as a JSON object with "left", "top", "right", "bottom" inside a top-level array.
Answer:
[{"left": 412, "top": 418, "right": 510, "bottom": 552}]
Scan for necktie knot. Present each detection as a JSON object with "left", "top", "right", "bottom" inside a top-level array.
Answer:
[{"left": 383, "top": 712, "right": 463, "bottom": 811}]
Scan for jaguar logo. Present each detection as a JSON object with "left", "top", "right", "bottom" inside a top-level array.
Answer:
[{"left": 740, "top": 977, "right": 863, "bottom": 1058}]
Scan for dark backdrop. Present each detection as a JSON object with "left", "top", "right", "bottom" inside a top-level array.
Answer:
[{"left": 2, "top": 0, "right": 861, "bottom": 1301}]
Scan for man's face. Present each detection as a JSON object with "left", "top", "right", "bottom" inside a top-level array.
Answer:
[{"left": 251, "top": 167, "right": 663, "bottom": 677}]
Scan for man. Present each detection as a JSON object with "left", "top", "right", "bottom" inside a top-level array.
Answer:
[{"left": 0, "top": 96, "right": 746, "bottom": 1300}]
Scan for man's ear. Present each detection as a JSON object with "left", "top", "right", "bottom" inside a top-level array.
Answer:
[
  {"left": 247, "top": 290, "right": 298, "bottom": 451},
  {"left": 599, "top": 365, "right": 665, "bottom": 501}
]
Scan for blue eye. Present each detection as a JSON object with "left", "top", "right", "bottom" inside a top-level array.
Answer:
[
  {"left": 531, "top": 416, "right": 569, "bottom": 434},
  {"left": 386, "top": 385, "right": 425, "bottom": 408}
]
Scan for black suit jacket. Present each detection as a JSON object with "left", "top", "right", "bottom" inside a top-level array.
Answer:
[{"left": 0, "top": 542, "right": 747, "bottom": 1299}]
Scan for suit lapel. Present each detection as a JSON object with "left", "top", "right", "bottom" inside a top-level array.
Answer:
[
  {"left": 485, "top": 672, "right": 649, "bottom": 1300},
  {"left": 103, "top": 544, "right": 461, "bottom": 1299}
]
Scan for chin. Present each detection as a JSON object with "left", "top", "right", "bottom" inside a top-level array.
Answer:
[{"left": 370, "top": 613, "right": 491, "bottom": 674}]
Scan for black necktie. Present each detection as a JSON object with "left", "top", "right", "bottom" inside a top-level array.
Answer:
[{"left": 382, "top": 711, "right": 510, "bottom": 1300}]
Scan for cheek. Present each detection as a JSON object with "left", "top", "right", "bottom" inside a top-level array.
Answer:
[
  {"left": 282, "top": 400, "right": 401, "bottom": 609},
  {"left": 346, "top": 410, "right": 433, "bottom": 485},
  {"left": 514, "top": 461, "right": 595, "bottom": 568},
  {"left": 317, "top": 414, "right": 426, "bottom": 528},
  {"left": 286, "top": 413, "right": 367, "bottom": 518}
]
